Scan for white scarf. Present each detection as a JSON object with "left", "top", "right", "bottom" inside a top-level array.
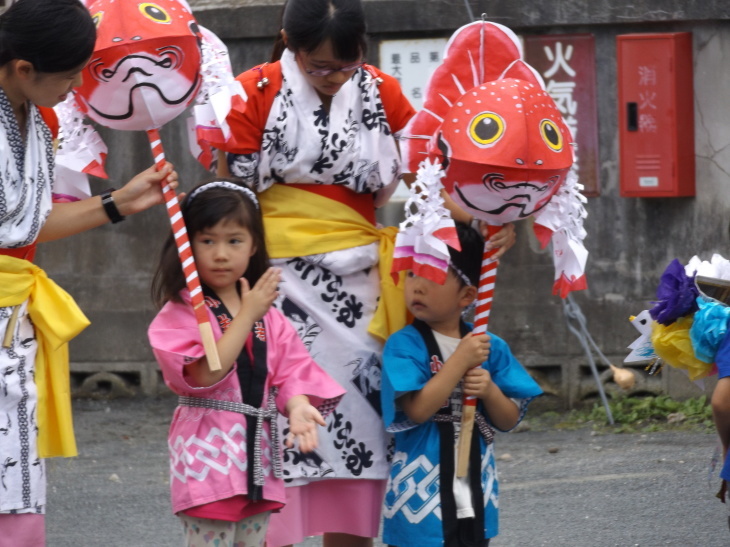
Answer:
[
  {"left": 252, "top": 49, "right": 401, "bottom": 194},
  {"left": 0, "top": 88, "right": 53, "bottom": 248}
]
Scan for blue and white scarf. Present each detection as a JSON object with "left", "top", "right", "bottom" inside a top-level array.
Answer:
[{"left": 0, "top": 88, "right": 54, "bottom": 249}]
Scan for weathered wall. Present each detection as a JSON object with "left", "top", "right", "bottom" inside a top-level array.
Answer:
[{"left": 37, "top": 0, "right": 730, "bottom": 403}]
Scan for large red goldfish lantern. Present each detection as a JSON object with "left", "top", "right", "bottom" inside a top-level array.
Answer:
[
  {"left": 54, "top": 0, "right": 247, "bottom": 370},
  {"left": 395, "top": 20, "right": 588, "bottom": 476},
  {"left": 55, "top": 0, "right": 241, "bottom": 189},
  {"left": 75, "top": 0, "right": 204, "bottom": 130},
  {"left": 399, "top": 20, "right": 587, "bottom": 298},
  {"left": 432, "top": 76, "right": 572, "bottom": 223}
]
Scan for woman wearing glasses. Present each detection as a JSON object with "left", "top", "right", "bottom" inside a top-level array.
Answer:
[{"left": 218, "top": 1, "right": 514, "bottom": 546}]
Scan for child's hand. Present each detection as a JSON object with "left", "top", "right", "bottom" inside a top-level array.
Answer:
[
  {"left": 463, "top": 367, "right": 493, "bottom": 400},
  {"left": 286, "top": 401, "right": 326, "bottom": 453},
  {"left": 240, "top": 267, "right": 281, "bottom": 322},
  {"left": 453, "top": 331, "right": 491, "bottom": 373}
]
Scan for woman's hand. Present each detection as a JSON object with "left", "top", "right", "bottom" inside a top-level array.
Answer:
[
  {"left": 286, "top": 396, "right": 326, "bottom": 453},
  {"left": 37, "top": 162, "right": 179, "bottom": 242},
  {"left": 113, "top": 162, "right": 179, "bottom": 216}
]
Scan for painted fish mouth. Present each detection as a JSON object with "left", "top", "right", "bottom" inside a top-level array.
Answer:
[
  {"left": 454, "top": 182, "right": 548, "bottom": 218},
  {"left": 455, "top": 183, "right": 531, "bottom": 217},
  {"left": 483, "top": 172, "right": 551, "bottom": 193},
  {"left": 84, "top": 76, "right": 200, "bottom": 121},
  {"left": 453, "top": 171, "right": 561, "bottom": 219},
  {"left": 90, "top": 47, "right": 184, "bottom": 81},
  {"left": 83, "top": 47, "right": 200, "bottom": 121}
]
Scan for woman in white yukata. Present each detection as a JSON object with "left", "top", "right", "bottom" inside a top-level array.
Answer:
[
  {"left": 217, "top": 1, "right": 515, "bottom": 546},
  {"left": 0, "top": 1, "right": 177, "bottom": 544}
]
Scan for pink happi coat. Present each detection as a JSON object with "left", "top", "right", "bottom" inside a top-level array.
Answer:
[{"left": 148, "top": 290, "right": 345, "bottom": 514}]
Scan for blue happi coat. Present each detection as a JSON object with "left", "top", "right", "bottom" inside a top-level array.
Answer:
[{"left": 381, "top": 321, "right": 542, "bottom": 547}]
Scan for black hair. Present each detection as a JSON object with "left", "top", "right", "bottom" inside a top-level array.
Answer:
[
  {"left": 0, "top": 0, "right": 96, "bottom": 72},
  {"left": 448, "top": 222, "right": 485, "bottom": 288},
  {"left": 270, "top": 0, "right": 367, "bottom": 63},
  {"left": 151, "top": 179, "right": 270, "bottom": 308}
]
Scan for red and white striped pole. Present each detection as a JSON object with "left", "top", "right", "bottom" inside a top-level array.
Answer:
[
  {"left": 456, "top": 223, "right": 501, "bottom": 477},
  {"left": 147, "top": 129, "right": 221, "bottom": 371}
]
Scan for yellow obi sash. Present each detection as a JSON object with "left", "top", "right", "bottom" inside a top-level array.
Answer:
[
  {"left": 258, "top": 184, "right": 407, "bottom": 343},
  {"left": 0, "top": 255, "right": 90, "bottom": 458}
]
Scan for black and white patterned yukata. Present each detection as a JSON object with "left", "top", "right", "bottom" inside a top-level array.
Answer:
[{"left": 0, "top": 87, "right": 54, "bottom": 515}]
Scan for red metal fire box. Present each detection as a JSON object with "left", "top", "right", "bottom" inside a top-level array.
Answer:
[{"left": 617, "top": 32, "right": 694, "bottom": 197}]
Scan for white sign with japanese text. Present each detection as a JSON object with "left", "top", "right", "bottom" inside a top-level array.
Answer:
[{"left": 379, "top": 38, "right": 448, "bottom": 199}]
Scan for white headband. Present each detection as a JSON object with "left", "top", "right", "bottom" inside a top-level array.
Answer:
[
  {"left": 188, "top": 181, "right": 259, "bottom": 209},
  {"left": 451, "top": 264, "right": 474, "bottom": 287}
]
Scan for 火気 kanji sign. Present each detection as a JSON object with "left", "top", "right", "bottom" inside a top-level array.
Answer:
[{"left": 524, "top": 34, "right": 600, "bottom": 196}]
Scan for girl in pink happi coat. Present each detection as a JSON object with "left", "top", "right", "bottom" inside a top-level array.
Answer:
[{"left": 148, "top": 179, "right": 344, "bottom": 547}]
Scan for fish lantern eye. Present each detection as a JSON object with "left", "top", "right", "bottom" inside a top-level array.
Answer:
[
  {"left": 540, "top": 119, "right": 564, "bottom": 152},
  {"left": 188, "top": 20, "right": 204, "bottom": 43},
  {"left": 92, "top": 11, "right": 103, "bottom": 28},
  {"left": 469, "top": 112, "right": 505, "bottom": 147},
  {"left": 189, "top": 20, "right": 202, "bottom": 37},
  {"left": 139, "top": 3, "right": 172, "bottom": 24}
]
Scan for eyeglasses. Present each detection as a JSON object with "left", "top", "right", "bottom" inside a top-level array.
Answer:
[{"left": 297, "top": 53, "right": 364, "bottom": 77}]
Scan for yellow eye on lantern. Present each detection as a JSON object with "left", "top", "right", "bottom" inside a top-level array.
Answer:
[
  {"left": 469, "top": 112, "right": 505, "bottom": 147},
  {"left": 139, "top": 3, "right": 171, "bottom": 23},
  {"left": 540, "top": 119, "right": 563, "bottom": 152},
  {"left": 92, "top": 11, "right": 103, "bottom": 28}
]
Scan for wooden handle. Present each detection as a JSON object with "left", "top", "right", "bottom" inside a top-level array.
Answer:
[
  {"left": 198, "top": 319, "right": 222, "bottom": 372},
  {"left": 2, "top": 306, "right": 20, "bottom": 349},
  {"left": 457, "top": 404, "right": 476, "bottom": 477}
]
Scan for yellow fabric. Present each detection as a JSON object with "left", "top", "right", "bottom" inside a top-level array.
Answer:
[
  {"left": 258, "top": 184, "right": 407, "bottom": 343},
  {"left": 651, "top": 317, "right": 713, "bottom": 381},
  {"left": 0, "top": 255, "right": 90, "bottom": 458}
]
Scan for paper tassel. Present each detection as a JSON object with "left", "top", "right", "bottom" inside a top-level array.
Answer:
[{"left": 391, "top": 159, "right": 459, "bottom": 284}]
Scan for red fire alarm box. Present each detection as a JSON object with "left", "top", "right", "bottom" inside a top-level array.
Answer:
[{"left": 617, "top": 32, "right": 694, "bottom": 197}]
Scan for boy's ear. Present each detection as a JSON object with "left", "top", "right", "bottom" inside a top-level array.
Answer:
[{"left": 460, "top": 285, "right": 478, "bottom": 308}]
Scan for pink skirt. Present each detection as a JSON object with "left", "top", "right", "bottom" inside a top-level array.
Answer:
[
  {"left": 0, "top": 514, "right": 45, "bottom": 546},
  {"left": 265, "top": 478, "right": 386, "bottom": 546}
]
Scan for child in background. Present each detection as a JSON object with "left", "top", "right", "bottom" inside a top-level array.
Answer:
[
  {"left": 148, "top": 179, "right": 344, "bottom": 547},
  {"left": 381, "top": 222, "right": 543, "bottom": 547}
]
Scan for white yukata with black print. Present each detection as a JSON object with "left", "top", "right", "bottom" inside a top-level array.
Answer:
[
  {"left": 227, "top": 48, "right": 402, "bottom": 485},
  {"left": 0, "top": 87, "right": 54, "bottom": 515}
]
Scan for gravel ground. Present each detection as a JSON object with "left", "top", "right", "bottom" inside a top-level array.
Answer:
[{"left": 46, "top": 395, "right": 729, "bottom": 546}]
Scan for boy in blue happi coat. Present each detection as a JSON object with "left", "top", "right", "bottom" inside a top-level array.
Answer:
[{"left": 381, "top": 222, "right": 543, "bottom": 547}]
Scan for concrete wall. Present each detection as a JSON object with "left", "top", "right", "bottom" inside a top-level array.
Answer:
[{"left": 38, "top": 0, "right": 730, "bottom": 403}]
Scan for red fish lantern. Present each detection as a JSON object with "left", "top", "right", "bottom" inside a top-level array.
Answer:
[
  {"left": 396, "top": 20, "right": 588, "bottom": 476},
  {"left": 74, "top": 0, "right": 203, "bottom": 131},
  {"left": 402, "top": 21, "right": 587, "bottom": 297},
  {"left": 431, "top": 76, "right": 573, "bottom": 224},
  {"left": 54, "top": 0, "right": 247, "bottom": 371}
]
